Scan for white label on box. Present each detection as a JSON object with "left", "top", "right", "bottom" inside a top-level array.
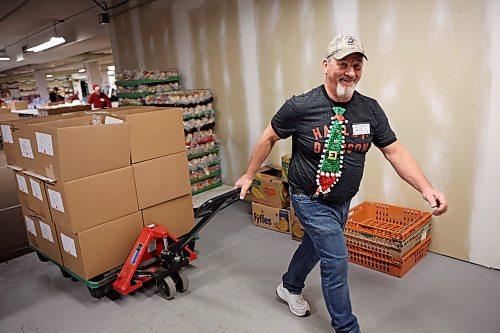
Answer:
[
  {"left": 35, "top": 132, "right": 54, "bottom": 156},
  {"left": 104, "top": 116, "right": 124, "bottom": 124},
  {"left": 0, "top": 125, "right": 13, "bottom": 143},
  {"left": 147, "top": 240, "right": 157, "bottom": 253},
  {"left": 47, "top": 189, "right": 65, "bottom": 213},
  {"left": 24, "top": 215, "right": 37, "bottom": 236},
  {"left": 19, "top": 138, "right": 34, "bottom": 159},
  {"left": 60, "top": 233, "right": 77, "bottom": 257},
  {"left": 39, "top": 221, "right": 54, "bottom": 243},
  {"left": 16, "top": 174, "right": 29, "bottom": 194},
  {"left": 29, "top": 178, "right": 43, "bottom": 201}
]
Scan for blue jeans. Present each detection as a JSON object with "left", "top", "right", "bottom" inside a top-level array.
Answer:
[{"left": 282, "top": 193, "right": 360, "bottom": 333}]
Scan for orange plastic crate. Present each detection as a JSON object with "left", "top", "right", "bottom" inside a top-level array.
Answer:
[
  {"left": 347, "top": 236, "right": 431, "bottom": 277},
  {"left": 346, "top": 201, "right": 432, "bottom": 242},
  {"left": 344, "top": 222, "right": 431, "bottom": 258}
]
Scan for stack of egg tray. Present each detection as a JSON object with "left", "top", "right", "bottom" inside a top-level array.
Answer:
[{"left": 345, "top": 201, "right": 432, "bottom": 277}]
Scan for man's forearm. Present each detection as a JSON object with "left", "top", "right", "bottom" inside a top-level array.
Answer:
[
  {"left": 244, "top": 124, "right": 280, "bottom": 178},
  {"left": 382, "top": 141, "right": 433, "bottom": 193}
]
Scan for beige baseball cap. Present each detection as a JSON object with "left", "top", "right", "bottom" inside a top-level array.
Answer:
[{"left": 326, "top": 34, "right": 368, "bottom": 60}]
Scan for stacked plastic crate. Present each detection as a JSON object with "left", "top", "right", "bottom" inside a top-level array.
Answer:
[{"left": 345, "top": 201, "right": 432, "bottom": 277}]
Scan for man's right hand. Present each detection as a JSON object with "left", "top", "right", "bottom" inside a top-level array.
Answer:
[{"left": 235, "top": 174, "right": 254, "bottom": 200}]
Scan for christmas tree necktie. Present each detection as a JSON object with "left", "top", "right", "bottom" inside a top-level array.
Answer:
[{"left": 314, "top": 106, "right": 347, "bottom": 197}]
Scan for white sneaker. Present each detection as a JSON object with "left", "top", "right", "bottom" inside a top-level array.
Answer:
[{"left": 276, "top": 283, "right": 311, "bottom": 317}]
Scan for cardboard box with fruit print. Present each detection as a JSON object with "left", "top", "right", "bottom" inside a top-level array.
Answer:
[
  {"left": 251, "top": 202, "right": 291, "bottom": 234},
  {"left": 251, "top": 166, "right": 289, "bottom": 208}
]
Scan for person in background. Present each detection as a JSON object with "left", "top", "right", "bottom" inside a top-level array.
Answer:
[
  {"left": 87, "top": 85, "right": 111, "bottom": 109},
  {"left": 235, "top": 34, "right": 448, "bottom": 333},
  {"left": 49, "top": 87, "right": 64, "bottom": 103},
  {"left": 109, "top": 88, "right": 119, "bottom": 102},
  {"left": 65, "top": 91, "right": 79, "bottom": 103}
]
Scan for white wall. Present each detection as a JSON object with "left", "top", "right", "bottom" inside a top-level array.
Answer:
[{"left": 110, "top": 0, "right": 500, "bottom": 268}]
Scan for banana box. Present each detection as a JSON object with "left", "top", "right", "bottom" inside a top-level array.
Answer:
[
  {"left": 251, "top": 202, "right": 291, "bottom": 234},
  {"left": 289, "top": 205, "right": 305, "bottom": 241},
  {"left": 251, "top": 166, "right": 289, "bottom": 208},
  {"left": 281, "top": 154, "right": 291, "bottom": 183}
]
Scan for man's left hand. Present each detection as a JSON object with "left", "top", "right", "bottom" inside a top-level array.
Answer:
[{"left": 422, "top": 189, "right": 448, "bottom": 216}]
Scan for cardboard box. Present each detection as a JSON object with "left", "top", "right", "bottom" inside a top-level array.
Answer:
[
  {"left": 0, "top": 206, "right": 30, "bottom": 262},
  {"left": 29, "top": 116, "right": 131, "bottom": 181},
  {"left": 103, "top": 107, "right": 185, "bottom": 163},
  {"left": 281, "top": 154, "right": 291, "bottom": 183},
  {"left": 13, "top": 170, "right": 30, "bottom": 207},
  {"left": 290, "top": 205, "right": 305, "bottom": 241},
  {"left": 0, "top": 166, "right": 22, "bottom": 209},
  {"left": 45, "top": 166, "right": 139, "bottom": 233},
  {"left": 251, "top": 202, "right": 291, "bottom": 234},
  {"left": 141, "top": 194, "right": 195, "bottom": 238},
  {"left": 24, "top": 172, "right": 52, "bottom": 220},
  {"left": 1, "top": 114, "right": 80, "bottom": 169},
  {"left": 8, "top": 101, "right": 29, "bottom": 110},
  {"left": 21, "top": 207, "right": 62, "bottom": 265},
  {"left": 133, "top": 152, "right": 191, "bottom": 209},
  {"left": 0, "top": 113, "right": 18, "bottom": 122},
  {"left": 251, "top": 166, "right": 289, "bottom": 208},
  {"left": 21, "top": 207, "right": 38, "bottom": 247},
  {"left": 56, "top": 211, "right": 143, "bottom": 280},
  {"left": 0, "top": 107, "right": 11, "bottom": 114},
  {"left": 13, "top": 170, "right": 52, "bottom": 220}
]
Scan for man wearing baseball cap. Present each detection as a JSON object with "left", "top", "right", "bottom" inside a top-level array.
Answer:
[
  {"left": 236, "top": 34, "right": 447, "bottom": 332},
  {"left": 87, "top": 84, "right": 111, "bottom": 109}
]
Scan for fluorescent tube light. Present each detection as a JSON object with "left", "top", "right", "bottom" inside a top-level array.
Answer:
[
  {"left": 0, "top": 49, "right": 10, "bottom": 61},
  {"left": 46, "top": 74, "right": 54, "bottom": 78},
  {"left": 27, "top": 37, "right": 66, "bottom": 53},
  {"left": 78, "top": 68, "right": 86, "bottom": 73}
]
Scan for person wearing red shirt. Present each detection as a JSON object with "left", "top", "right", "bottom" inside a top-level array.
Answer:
[{"left": 87, "top": 85, "right": 111, "bottom": 109}]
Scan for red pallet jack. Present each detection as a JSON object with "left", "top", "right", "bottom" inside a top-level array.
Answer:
[{"left": 112, "top": 188, "right": 241, "bottom": 299}]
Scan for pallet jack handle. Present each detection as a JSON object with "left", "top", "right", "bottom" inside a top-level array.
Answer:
[{"left": 169, "top": 188, "right": 242, "bottom": 254}]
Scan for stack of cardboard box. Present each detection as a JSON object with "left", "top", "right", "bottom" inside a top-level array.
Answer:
[
  {"left": 0, "top": 107, "right": 194, "bottom": 280},
  {"left": 250, "top": 166, "right": 292, "bottom": 234}
]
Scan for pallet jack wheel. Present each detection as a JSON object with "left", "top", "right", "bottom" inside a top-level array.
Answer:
[
  {"left": 60, "top": 267, "right": 72, "bottom": 279},
  {"left": 36, "top": 252, "right": 49, "bottom": 262},
  {"left": 87, "top": 286, "right": 107, "bottom": 299},
  {"left": 172, "top": 270, "right": 189, "bottom": 292},
  {"left": 158, "top": 276, "right": 177, "bottom": 300}
]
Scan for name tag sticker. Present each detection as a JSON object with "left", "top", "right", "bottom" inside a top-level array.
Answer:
[{"left": 352, "top": 123, "right": 370, "bottom": 135}]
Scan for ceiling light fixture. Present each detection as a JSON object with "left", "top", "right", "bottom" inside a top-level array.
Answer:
[
  {"left": 27, "top": 20, "right": 66, "bottom": 53},
  {"left": 27, "top": 36, "right": 66, "bottom": 53},
  {"left": 0, "top": 48, "right": 10, "bottom": 61},
  {"left": 78, "top": 68, "right": 86, "bottom": 73},
  {"left": 46, "top": 74, "right": 54, "bottom": 78}
]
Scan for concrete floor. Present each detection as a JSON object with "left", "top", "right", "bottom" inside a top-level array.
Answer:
[{"left": 1, "top": 200, "right": 499, "bottom": 333}]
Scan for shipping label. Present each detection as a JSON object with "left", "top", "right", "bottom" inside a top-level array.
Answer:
[
  {"left": 29, "top": 178, "right": 43, "bottom": 201},
  {"left": 39, "top": 221, "right": 54, "bottom": 243},
  {"left": 104, "top": 116, "right": 124, "bottom": 124},
  {"left": 0, "top": 125, "right": 13, "bottom": 143},
  {"left": 19, "top": 138, "right": 34, "bottom": 159},
  {"left": 35, "top": 132, "right": 54, "bottom": 156},
  {"left": 24, "top": 215, "right": 37, "bottom": 236},
  {"left": 47, "top": 189, "right": 65, "bottom": 213},
  {"left": 16, "top": 174, "right": 29, "bottom": 194},
  {"left": 60, "top": 233, "right": 77, "bottom": 257}
]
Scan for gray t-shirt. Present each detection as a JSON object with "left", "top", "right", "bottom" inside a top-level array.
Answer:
[{"left": 271, "top": 85, "right": 397, "bottom": 203}]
